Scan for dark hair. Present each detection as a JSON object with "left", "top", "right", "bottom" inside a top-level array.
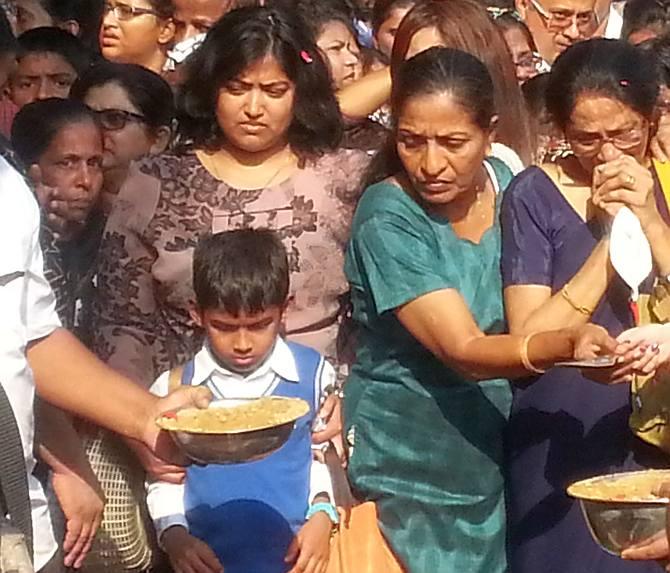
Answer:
[
  {"left": 372, "top": 0, "right": 415, "bottom": 33},
  {"left": 367, "top": 46, "right": 495, "bottom": 185},
  {"left": 193, "top": 229, "right": 290, "bottom": 314},
  {"left": 522, "top": 72, "right": 550, "bottom": 119},
  {"left": 17, "top": 27, "right": 90, "bottom": 74},
  {"left": 177, "top": 5, "right": 343, "bottom": 158},
  {"left": 391, "top": 0, "right": 532, "bottom": 164},
  {"left": 70, "top": 61, "right": 175, "bottom": 130},
  {"left": 0, "top": 6, "right": 16, "bottom": 56},
  {"left": 33, "top": 0, "right": 104, "bottom": 53},
  {"left": 11, "top": 97, "right": 99, "bottom": 166},
  {"left": 288, "top": 0, "right": 358, "bottom": 42},
  {"left": 147, "top": 0, "right": 176, "bottom": 19},
  {"left": 547, "top": 39, "right": 659, "bottom": 129},
  {"left": 639, "top": 33, "right": 670, "bottom": 86},
  {"left": 622, "top": 0, "right": 670, "bottom": 41}
]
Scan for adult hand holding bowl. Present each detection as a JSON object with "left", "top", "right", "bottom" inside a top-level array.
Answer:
[
  {"left": 156, "top": 396, "right": 310, "bottom": 465},
  {"left": 567, "top": 470, "right": 670, "bottom": 561},
  {"left": 621, "top": 480, "right": 670, "bottom": 567}
]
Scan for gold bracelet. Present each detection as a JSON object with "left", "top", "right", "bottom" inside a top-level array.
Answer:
[
  {"left": 520, "top": 334, "right": 546, "bottom": 374},
  {"left": 561, "top": 285, "right": 594, "bottom": 316}
]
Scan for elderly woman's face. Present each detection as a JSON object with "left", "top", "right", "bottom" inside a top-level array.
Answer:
[
  {"left": 216, "top": 54, "right": 296, "bottom": 155},
  {"left": 565, "top": 93, "right": 651, "bottom": 175},
  {"left": 34, "top": 120, "right": 104, "bottom": 218},
  {"left": 397, "top": 91, "right": 494, "bottom": 207}
]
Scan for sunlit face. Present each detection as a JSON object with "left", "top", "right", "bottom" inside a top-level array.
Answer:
[
  {"left": 216, "top": 55, "right": 296, "bottom": 155},
  {"left": 503, "top": 26, "right": 539, "bottom": 84},
  {"left": 316, "top": 20, "right": 363, "bottom": 90},
  {"left": 15, "top": 0, "right": 53, "bottom": 34},
  {"left": 83, "top": 81, "right": 157, "bottom": 170},
  {"left": 397, "top": 91, "right": 494, "bottom": 207},
  {"left": 517, "top": 0, "right": 597, "bottom": 63},
  {"left": 565, "top": 93, "right": 650, "bottom": 175},
  {"left": 34, "top": 120, "right": 104, "bottom": 217},
  {"left": 375, "top": 4, "right": 413, "bottom": 58},
  {"left": 406, "top": 26, "right": 445, "bottom": 59},
  {"left": 173, "top": 0, "right": 230, "bottom": 42},
  {"left": 9, "top": 52, "right": 77, "bottom": 109},
  {"left": 191, "top": 306, "right": 285, "bottom": 374},
  {"left": 100, "top": 0, "right": 175, "bottom": 69}
]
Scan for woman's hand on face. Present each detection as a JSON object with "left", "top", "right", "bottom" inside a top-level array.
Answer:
[
  {"left": 592, "top": 155, "right": 659, "bottom": 227},
  {"left": 29, "top": 165, "right": 94, "bottom": 241}
]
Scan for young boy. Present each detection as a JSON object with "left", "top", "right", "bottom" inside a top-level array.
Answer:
[
  {"left": 147, "top": 229, "right": 338, "bottom": 573},
  {"left": 9, "top": 27, "right": 90, "bottom": 109}
]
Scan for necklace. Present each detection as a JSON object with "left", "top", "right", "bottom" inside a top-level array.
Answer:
[{"left": 199, "top": 146, "right": 298, "bottom": 190}]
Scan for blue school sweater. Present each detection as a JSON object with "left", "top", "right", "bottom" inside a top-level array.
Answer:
[{"left": 180, "top": 342, "right": 323, "bottom": 573}]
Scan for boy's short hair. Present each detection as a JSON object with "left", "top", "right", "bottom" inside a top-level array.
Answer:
[
  {"left": 17, "top": 27, "right": 90, "bottom": 74},
  {"left": 193, "top": 229, "right": 290, "bottom": 315}
]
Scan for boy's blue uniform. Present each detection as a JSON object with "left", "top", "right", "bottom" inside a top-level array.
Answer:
[{"left": 181, "top": 342, "right": 323, "bottom": 573}]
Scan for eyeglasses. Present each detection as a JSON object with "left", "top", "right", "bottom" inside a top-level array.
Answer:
[
  {"left": 568, "top": 127, "right": 646, "bottom": 156},
  {"left": 529, "top": 0, "right": 597, "bottom": 32},
  {"left": 94, "top": 108, "right": 147, "bottom": 130},
  {"left": 513, "top": 52, "right": 544, "bottom": 73},
  {"left": 103, "top": 1, "right": 159, "bottom": 21}
]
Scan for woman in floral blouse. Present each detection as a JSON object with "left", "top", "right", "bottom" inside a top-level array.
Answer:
[{"left": 90, "top": 4, "right": 369, "bottom": 387}]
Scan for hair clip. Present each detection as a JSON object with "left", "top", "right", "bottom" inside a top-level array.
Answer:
[
  {"left": 620, "top": 79, "right": 630, "bottom": 87},
  {"left": 300, "top": 50, "right": 313, "bottom": 64}
]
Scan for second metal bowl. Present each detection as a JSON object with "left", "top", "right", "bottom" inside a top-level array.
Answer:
[{"left": 568, "top": 470, "right": 670, "bottom": 556}]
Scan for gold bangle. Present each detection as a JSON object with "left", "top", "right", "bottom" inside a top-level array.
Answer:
[
  {"left": 561, "top": 285, "right": 594, "bottom": 316},
  {"left": 520, "top": 334, "right": 546, "bottom": 374}
]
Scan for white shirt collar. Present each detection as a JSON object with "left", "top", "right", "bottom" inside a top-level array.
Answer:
[{"left": 191, "top": 337, "right": 300, "bottom": 386}]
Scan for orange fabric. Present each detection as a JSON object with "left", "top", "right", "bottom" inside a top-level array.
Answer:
[{"left": 327, "top": 502, "right": 405, "bottom": 573}]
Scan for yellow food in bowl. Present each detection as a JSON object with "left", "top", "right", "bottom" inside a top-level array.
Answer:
[
  {"left": 157, "top": 396, "right": 310, "bottom": 434},
  {"left": 567, "top": 470, "right": 670, "bottom": 503}
]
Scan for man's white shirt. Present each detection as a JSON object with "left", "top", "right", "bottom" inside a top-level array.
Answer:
[{"left": 0, "top": 155, "right": 60, "bottom": 569}]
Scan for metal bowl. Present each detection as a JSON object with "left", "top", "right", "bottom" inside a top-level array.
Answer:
[
  {"left": 158, "top": 398, "right": 307, "bottom": 465},
  {"left": 568, "top": 470, "right": 670, "bottom": 556}
]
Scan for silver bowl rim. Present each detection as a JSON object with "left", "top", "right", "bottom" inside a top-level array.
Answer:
[{"left": 567, "top": 469, "right": 670, "bottom": 504}]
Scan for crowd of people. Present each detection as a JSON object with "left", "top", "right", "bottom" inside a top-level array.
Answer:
[{"left": 5, "top": 0, "right": 670, "bottom": 572}]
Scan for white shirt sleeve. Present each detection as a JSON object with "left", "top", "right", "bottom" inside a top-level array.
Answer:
[
  {"left": 7, "top": 164, "right": 60, "bottom": 341},
  {"left": 308, "top": 359, "right": 336, "bottom": 504},
  {"left": 146, "top": 371, "right": 188, "bottom": 540}
]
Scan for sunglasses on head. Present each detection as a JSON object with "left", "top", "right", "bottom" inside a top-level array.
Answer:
[{"left": 94, "top": 108, "right": 147, "bottom": 130}]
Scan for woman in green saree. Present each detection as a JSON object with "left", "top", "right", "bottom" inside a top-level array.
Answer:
[{"left": 343, "top": 46, "right": 635, "bottom": 572}]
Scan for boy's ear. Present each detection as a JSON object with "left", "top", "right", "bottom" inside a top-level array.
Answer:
[{"left": 189, "top": 306, "right": 204, "bottom": 327}]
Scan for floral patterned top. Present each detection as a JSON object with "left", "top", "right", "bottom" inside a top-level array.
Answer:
[{"left": 90, "top": 148, "right": 369, "bottom": 387}]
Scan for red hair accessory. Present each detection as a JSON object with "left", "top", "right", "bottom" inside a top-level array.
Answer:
[
  {"left": 300, "top": 50, "right": 313, "bottom": 63},
  {"left": 620, "top": 79, "right": 630, "bottom": 87}
]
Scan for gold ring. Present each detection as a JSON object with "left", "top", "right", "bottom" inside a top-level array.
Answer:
[{"left": 626, "top": 174, "right": 636, "bottom": 186}]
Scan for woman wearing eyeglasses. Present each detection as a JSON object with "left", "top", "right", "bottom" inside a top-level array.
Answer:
[
  {"left": 501, "top": 39, "right": 670, "bottom": 573},
  {"left": 100, "top": 0, "right": 176, "bottom": 74},
  {"left": 492, "top": 11, "right": 545, "bottom": 84},
  {"left": 70, "top": 62, "right": 174, "bottom": 217}
]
